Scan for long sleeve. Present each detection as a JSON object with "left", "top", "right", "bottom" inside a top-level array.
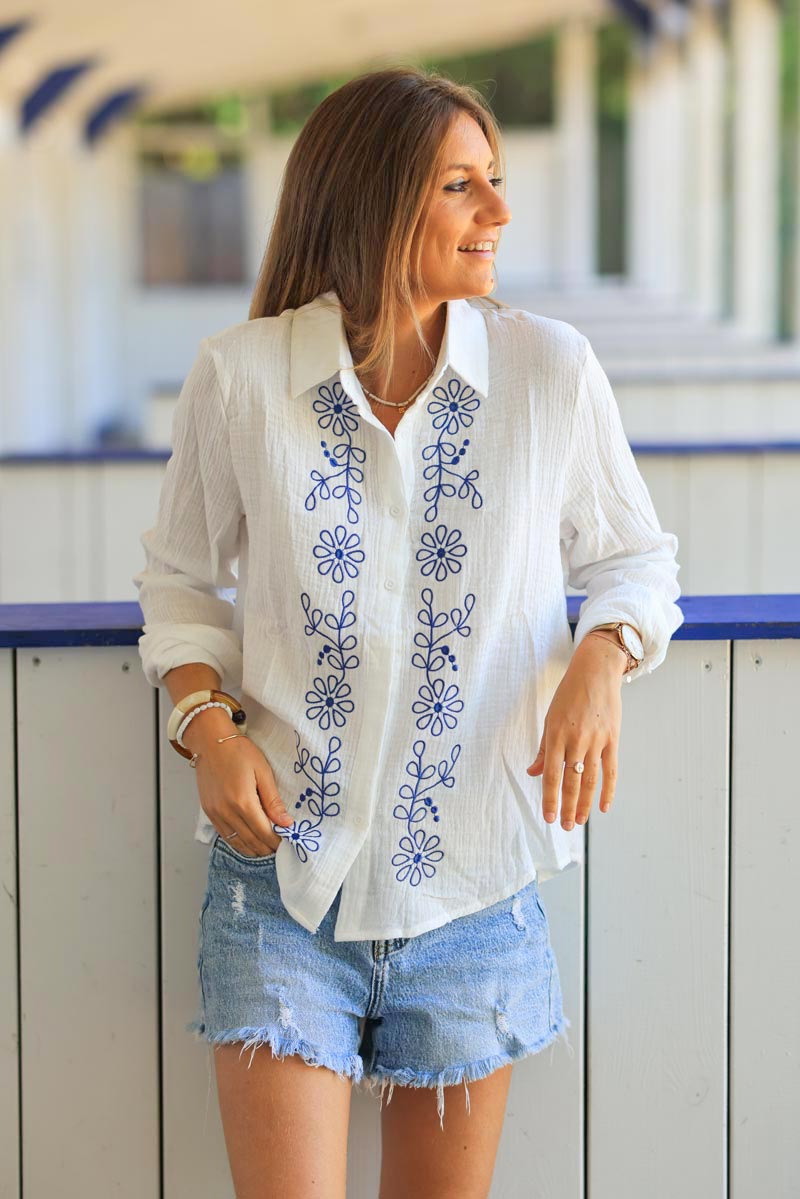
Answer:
[
  {"left": 132, "top": 338, "right": 245, "bottom": 690},
  {"left": 559, "top": 337, "right": 684, "bottom": 681}
]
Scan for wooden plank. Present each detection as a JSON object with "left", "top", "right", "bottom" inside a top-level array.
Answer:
[
  {"left": 497, "top": 865, "right": 584, "bottom": 1197},
  {"left": 161, "top": 686, "right": 236, "bottom": 1196},
  {"left": 17, "top": 645, "right": 159, "bottom": 1195},
  {"left": 730, "top": 639, "right": 800, "bottom": 1196},
  {"left": 0, "top": 650, "right": 19, "bottom": 1198},
  {"left": 589, "top": 639, "right": 729, "bottom": 1197}
]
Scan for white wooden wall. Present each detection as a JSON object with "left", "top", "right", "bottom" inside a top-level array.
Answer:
[
  {"left": 1, "top": 635, "right": 798, "bottom": 1197},
  {"left": 1, "top": 449, "right": 799, "bottom": 606}
]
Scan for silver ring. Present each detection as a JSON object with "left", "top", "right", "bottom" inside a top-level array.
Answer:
[
  {"left": 225, "top": 830, "right": 240, "bottom": 840},
  {"left": 572, "top": 761, "right": 585, "bottom": 774}
]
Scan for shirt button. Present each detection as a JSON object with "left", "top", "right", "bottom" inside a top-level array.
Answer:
[
  {"left": 389, "top": 503, "right": 401, "bottom": 517},
  {"left": 384, "top": 578, "right": 395, "bottom": 591},
  {"left": 353, "top": 814, "right": 366, "bottom": 828}
]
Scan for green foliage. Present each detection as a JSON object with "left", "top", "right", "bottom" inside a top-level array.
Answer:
[
  {"left": 266, "top": 36, "right": 556, "bottom": 134},
  {"left": 778, "top": 0, "right": 799, "bottom": 338}
]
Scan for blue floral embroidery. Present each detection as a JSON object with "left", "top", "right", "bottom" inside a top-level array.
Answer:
[
  {"left": 313, "top": 524, "right": 364, "bottom": 582},
  {"left": 305, "top": 382, "right": 365, "bottom": 525},
  {"left": 277, "top": 381, "right": 365, "bottom": 859},
  {"left": 416, "top": 524, "right": 467, "bottom": 581},
  {"left": 393, "top": 376, "right": 482, "bottom": 886},
  {"left": 391, "top": 740, "right": 461, "bottom": 885},
  {"left": 302, "top": 588, "right": 359, "bottom": 729},
  {"left": 409, "top": 585, "right": 473, "bottom": 733},
  {"left": 282, "top": 735, "right": 344, "bottom": 863},
  {"left": 422, "top": 379, "right": 483, "bottom": 522}
]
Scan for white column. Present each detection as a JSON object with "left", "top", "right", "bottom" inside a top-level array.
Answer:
[
  {"left": 242, "top": 95, "right": 286, "bottom": 288},
  {"left": 794, "top": 98, "right": 800, "bottom": 341},
  {"left": 731, "top": 0, "right": 781, "bottom": 339},
  {"left": 554, "top": 16, "right": 597, "bottom": 288},
  {"left": 626, "top": 44, "right": 653, "bottom": 290},
  {"left": 2, "top": 121, "right": 73, "bottom": 451},
  {"left": 627, "top": 35, "right": 690, "bottom": 299},
  {"left": 0, "top": 103, "right": 22, "bottom": 453},
  {"left": 68, "top": 124, "right": 137, "bottom": 443},
  {"left": 0, "top": 112, "right": 137, "bottom": 453},
  {"left": 685, "top": 4, "right": 727, "bottom": 319}
]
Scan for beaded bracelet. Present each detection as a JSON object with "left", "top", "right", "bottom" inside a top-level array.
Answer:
[{"left": 177, "top": 700, "right": 234, "bottom": 749}]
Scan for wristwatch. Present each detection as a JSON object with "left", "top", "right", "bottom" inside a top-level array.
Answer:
[{"left": 589, "top": 622, "right": 645, "bottom": 674}]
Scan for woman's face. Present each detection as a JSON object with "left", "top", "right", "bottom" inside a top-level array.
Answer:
[{"left": 415, "top": 111, "right": 512, "bottom": 302}]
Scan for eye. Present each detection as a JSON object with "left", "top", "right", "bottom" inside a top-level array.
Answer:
[{"left": 445, "top": 176, "right": 504, "bottom": 193}]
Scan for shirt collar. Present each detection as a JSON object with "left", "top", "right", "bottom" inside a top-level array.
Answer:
[{"left": 289, "top": 288, "right": 489, "bottom": 401}]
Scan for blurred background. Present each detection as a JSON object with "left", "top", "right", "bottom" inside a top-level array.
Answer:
[
  {"left": 2, "top": 7, "right": 800, "bottom": 1197},
  {"left": 0, "top": 0, "right": 798, "bottom": 601}
]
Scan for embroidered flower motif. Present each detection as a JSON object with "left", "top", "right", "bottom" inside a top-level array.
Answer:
[
  {"left": 305, "top": 674, "right": 355, "bottom": 730},
  {"left": 312, "top": 380, "right": 361, "bottom": 437},
  {"left": 392, "top": 375, "right": 482, "bottom": 887},
  {"left": 411, "top": 678, "right": 464, "bottom": 736},
  {"left": 274, "top": 735, "right": 344, "bottom": 862},
  {"left": 427, "top": 378, "right": 481, "bottom": 434},
  {"left": 313, "top": 524, "right": 365, "bottom": 583},
  {"left": 421, "top": 379, "right": 483, "bottom": 522},
  {"left": 282, "top": 382, "right": 366, "bottom": 861},
  {"left": 305, "top": 382, "right": 366, "bottom": 525},
  {"left": 391, "top": 739, "right": 461, "bottom": 885},
  {"left": 416, "top": 524, "right": 467, "bottom": 581},
  {"left": 391, "top": 828, "right": 445, "bottom": 887}
]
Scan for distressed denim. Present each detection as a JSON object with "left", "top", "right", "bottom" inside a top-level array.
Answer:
[{"left": 187, "top": 833, "right": 573, "bottom": 1130}]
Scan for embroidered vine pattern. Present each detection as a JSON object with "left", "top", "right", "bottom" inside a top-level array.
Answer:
[
  {"left": 277, "top": 379, "right": 364, "bottom": 861},
  {"left": 392, "top": 377, "right": 483, "bottom": 888},
  {"left": 288, "top": 736, "right": 343, "bottom": 865},
  {"left": 304, "top": 381, "right": 366, "bottom": 525}
]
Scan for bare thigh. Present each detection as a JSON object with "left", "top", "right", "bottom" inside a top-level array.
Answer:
[
  {"left": 378, "top": 1063, "right": 513, "bottom": 1199},
  {"left": 213, "top": 1043, "right": 353, "bottom": 1199}
]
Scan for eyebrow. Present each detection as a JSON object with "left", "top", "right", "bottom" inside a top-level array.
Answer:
[{"left": 445, "top": 159, "right": 496, "bottom": 171}]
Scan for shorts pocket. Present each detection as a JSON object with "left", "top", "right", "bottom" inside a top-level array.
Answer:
[
  {"left": 212, "top": 832, "right": 278, "bottom": 866},
  {"left": 532, "top": 885, "right": 549, "bottom": 930}
]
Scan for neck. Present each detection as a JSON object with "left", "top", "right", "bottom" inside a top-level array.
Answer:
[{"left": 359, "top": 299, "right": 447, "bottom": 405}]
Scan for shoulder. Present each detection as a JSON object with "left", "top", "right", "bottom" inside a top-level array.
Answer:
[
  {"left": 204, "top": 311, "right": 292, "bottom": 368},
  {"left": 468, "top": 296, "right": 588, "bottom": 380},
  {"left": 201, "top": 312, "right": 294, "bottom": 414}
]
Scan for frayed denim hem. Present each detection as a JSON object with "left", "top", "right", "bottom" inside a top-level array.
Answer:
[
  {"left": 185, "top": 1018, "right": 365, "bottom": 1083},
  {"left": 356, "top": 1014, "right": 574, "bottom": 1132}
]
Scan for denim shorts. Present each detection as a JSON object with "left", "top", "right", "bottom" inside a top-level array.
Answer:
[{"left": 187, "top": 833, "right": 573, "bottom": 1130}]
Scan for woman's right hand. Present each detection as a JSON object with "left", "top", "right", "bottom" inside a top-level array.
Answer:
[{"left": 185, "top": 713, "right": 294, "bottom": 857}]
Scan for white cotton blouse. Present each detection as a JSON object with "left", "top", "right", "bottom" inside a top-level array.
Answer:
[{"left": 132, "top": 289, "right": 684, "bottom": 941}]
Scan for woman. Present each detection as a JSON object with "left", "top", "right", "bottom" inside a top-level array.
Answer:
[{"left": 133, "top": 66, "right": 683, "bottom": 1199}]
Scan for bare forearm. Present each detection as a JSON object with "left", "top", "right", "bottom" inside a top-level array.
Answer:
[{"left": 571, "top": 630, "right": 629, "bottom": 678}]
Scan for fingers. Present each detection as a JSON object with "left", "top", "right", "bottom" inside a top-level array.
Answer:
[
  {"left": 533, "top": 735, "right": 614, "bottom": 830},
  {"left": 213, "top": 771, "right": 295, "bottom": 859},
  {"left": 598, "top": 742, "right": 618, "bottom": 813},
  {"left": 560, "top": 746, "right": 602, "bottom": 829},
  {"left": 217, "top": 811, "right": 279, "bottom": 858}
]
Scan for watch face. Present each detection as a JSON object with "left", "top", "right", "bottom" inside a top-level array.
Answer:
[{"left": 621, "top": 624, "right": 644, "bottom": 660}]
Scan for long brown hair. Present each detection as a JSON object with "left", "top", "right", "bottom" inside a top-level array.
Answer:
[{"left": 247, "top": 65, "right": 506, "bottom": 389}]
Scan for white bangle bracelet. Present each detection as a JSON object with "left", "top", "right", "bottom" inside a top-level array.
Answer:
[{"left": 177, "top": 701, "right": 233, "bottom": 749}]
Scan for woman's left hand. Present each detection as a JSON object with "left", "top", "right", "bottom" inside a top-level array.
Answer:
[{"left": 526, "top": 633, "right": 628, "bottom": 830}]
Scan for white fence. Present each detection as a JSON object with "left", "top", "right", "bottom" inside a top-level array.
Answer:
[
  {"left": 1, "top": 445, "right": 799, "bottom": 605},
  {"left": 1, "top": 600, "right": 798, "bottom": 1197}
]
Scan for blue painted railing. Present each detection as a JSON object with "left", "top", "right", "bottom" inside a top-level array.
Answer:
[
  {"left": 2, "top": 441, "right": 800, "bottom": 465},
  {"left": 0, "top": 597, "right": 798, "bottom": 649}
]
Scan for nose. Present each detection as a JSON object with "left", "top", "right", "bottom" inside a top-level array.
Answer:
[{"left": 496, "top": 197, "right": 512, "bottom": 226}]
